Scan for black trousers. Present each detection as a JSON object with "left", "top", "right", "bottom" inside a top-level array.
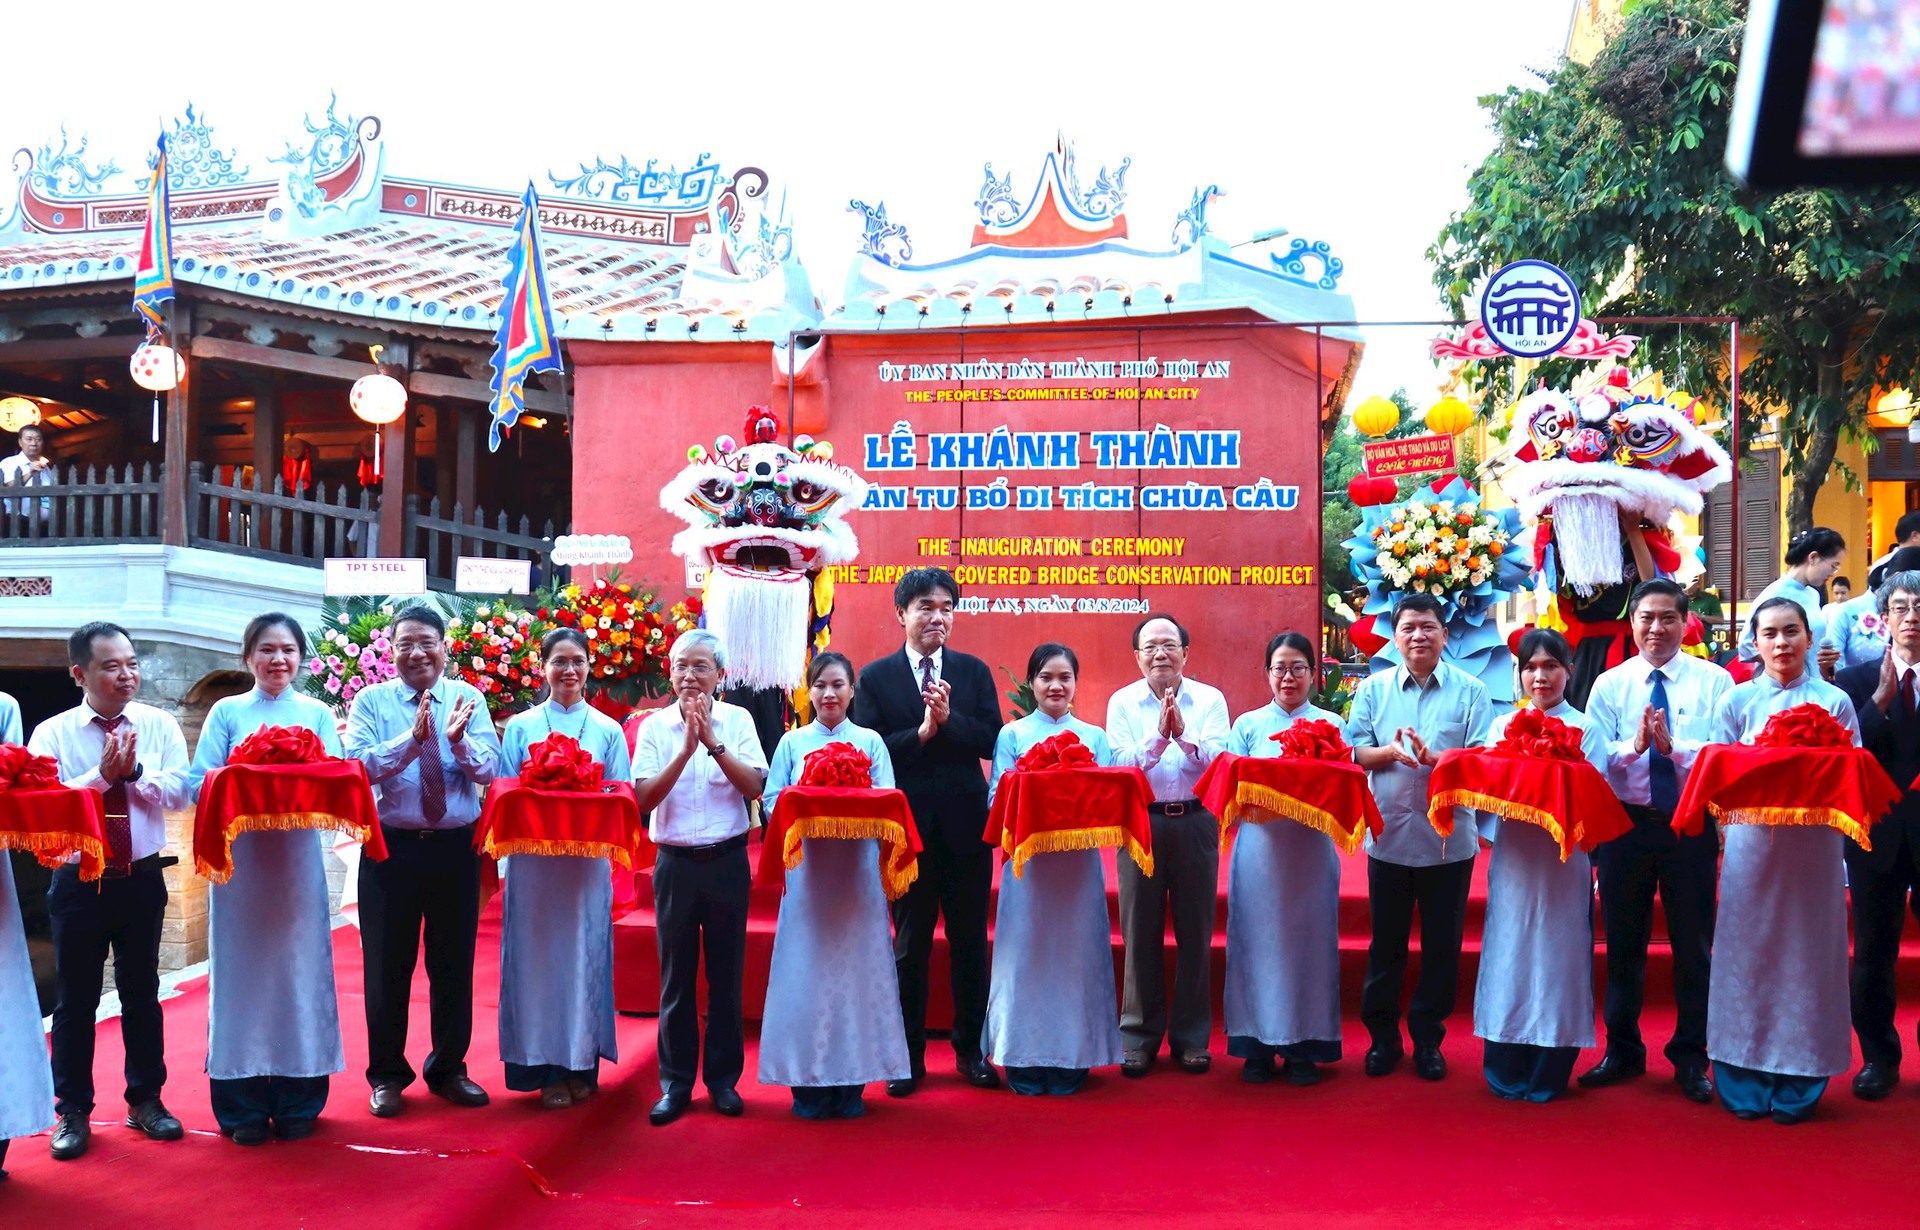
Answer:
[
  {"left": 1361, "top": 854, "right": 1475, "bottom": 1049},
  {"left": 358, "top": 824, "right": 481, "bottom": 1089},
  {"left": 1594, "top": 806, "right": 1716, "bottom": 1069},
  {"left": 47, "top": 859, "right": 168, "bottom": 1115},
  {"left": 653, "top": 838, "right": 750, "bottom": 1095},
  {"left": 892, "top": 827, "right": 993, "bottom": 1068},
  {"left": 209, "top": 1075, "right": 329, "bottom": 1132},
  {"left": 1851, "top": 832, "right": 1920, "bottom": 1068}
]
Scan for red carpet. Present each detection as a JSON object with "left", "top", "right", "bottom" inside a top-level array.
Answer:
[{"left": 7, "top": 871, "right": 1920, "bottom": 1227}]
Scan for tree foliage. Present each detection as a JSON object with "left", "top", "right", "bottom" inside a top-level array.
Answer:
[{"left": 1429, "top": 0, "right": 1920, "bottom": 536}]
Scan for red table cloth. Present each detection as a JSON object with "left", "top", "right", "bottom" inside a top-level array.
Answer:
[
  {"left": 1196, "top": 752, "right": 1382, "bottom": 856},
  {"left": 984, "top": 766, "right": 1155, "bottom": 879},
  {"left": 194, "top": 760, "right": 384, "bottom": 884},
  {"left": 757, "top": 786, "right": 921, "bottom": 899}
]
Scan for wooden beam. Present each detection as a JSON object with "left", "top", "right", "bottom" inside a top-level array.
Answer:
[
  {"left": 161, "top": 311, "right": 199, "bottom": 546},
  {"left": 188, "top": 334, "right": 377, "bottom": 383},
  {"left": 0, "top": 335, "right": 148, "bottom": 363},
  {"left": 378, "top": 412, "right": 416, "bottom": 559},
  {"left": 408, "top": 368, "right": 570, "bottom": 416},
  {"left": 454, "top": 406, "right": 478, "bottom": 513},
  {"left": 0, "top": 367, "right": 132, "bottom": 417},
  {"left": 433, "top": 404, "right": 457, "bottom": 500},
  {"left": 251, "top": 373, "right": 283, "bottom": 489}
]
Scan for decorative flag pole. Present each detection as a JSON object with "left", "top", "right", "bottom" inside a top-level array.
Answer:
[
  {"left": 132, "top": 133, "right": 175, "bottom": 443},
  {"left": 486, "top": 182, "right": 562, "bottom": 452}
]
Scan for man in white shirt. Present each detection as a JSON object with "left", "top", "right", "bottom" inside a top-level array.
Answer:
[
  {"left": 29, "top": 622, "right": 192, "bottom": 1162},
  {"left": 1581, "top": 579, "right": 1731, "bottom": 1104},
  {"left": 0, "top": 423, "right": 55, "bottom": 521},
  {"left": 633, "top": 629, "right": 768, "bottom": 1127},
  {"left": 1106, "top": 613, "right": 1230, "bottom": 1077}
]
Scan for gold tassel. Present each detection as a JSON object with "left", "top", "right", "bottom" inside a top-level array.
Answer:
[
  {"left": 1224, "top": 783, "right": 1368, "bottom": 856},
  {"left": 781, "top": 815, "right": 921, "bottom": 900},
  {"left": 1709, "top": 804, "right": 1872, "bottom": 851},
  {"left": 0, "top": 830, "right": 108, "bottom": 875},
  {"left": 196, "top": 812, "right": 377, "bottom": 885},
  {"left": 1427, "top": 790, "right": 1576, "bottom": 862},
  {"left": 1005, "top": 826, "right": 1154, "bottom": 879},
  {"left": 479, "top": 836, "right": 635, "bottom": 868}
]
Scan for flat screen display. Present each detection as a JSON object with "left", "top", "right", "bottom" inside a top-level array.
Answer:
[{"left": 1799, "top": 0, "right": 1920, "bottom": 157}]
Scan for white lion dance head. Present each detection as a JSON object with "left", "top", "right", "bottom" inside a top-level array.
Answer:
[
  {"left": 660, "top": 406, "right": 869, "bottom": 691},
  {"left": 1504, "top": 372, "right": 1731, "bottom": 596}
]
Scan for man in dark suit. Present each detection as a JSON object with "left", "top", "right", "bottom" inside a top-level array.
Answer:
[
  {"left": 1835, "top": 562, "right": 1920, "bottom": 1101},
  {"left": 854, "top": 567, "right": 1004, "bottom": 1096}
]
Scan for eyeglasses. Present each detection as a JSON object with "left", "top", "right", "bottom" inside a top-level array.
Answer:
[
  {"left": 672, "top": 660, "right": 717, "bottom": 676},
  {"left": 1888, "top": 602, "right": 1920, "bottom": 618},
  {"left": 1267, "top": 663, "right": 1313, "bottom": 678},
  {"left": 1138, "top": 641, "right": 1185, "bottom": 655}
]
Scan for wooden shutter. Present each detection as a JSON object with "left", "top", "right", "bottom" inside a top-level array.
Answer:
[{"left": 1704, "top": 446, "right": 1781, "bottom": 602}]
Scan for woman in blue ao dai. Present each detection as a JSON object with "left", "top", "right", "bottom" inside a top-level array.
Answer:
[
  {"left": 981, "top": 642, "right": 1124, "bottom": 1096},
  {"left": 188, "top": 613, "right": 346, "bottom": 1145},
  {"left": 1707, "top": 596, "right": 1861, "bottom": 1124},
  {"left": 497, "top": 628, "right": 633, "bottom": 1108},
  {"left": 1473, "top": 628, "right": 1606, "bottom": 1103},
  {"left": 758, "top": 651, "right": 911, "bottom": 1119},
  {"left": 1224, "top": 632, "right": 1347, "bottom": 1087}
]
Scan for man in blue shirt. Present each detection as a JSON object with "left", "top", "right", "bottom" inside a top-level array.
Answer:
[
  {"left": 1346, "top": 594, "right": 1492, "bottom": 1082},
  {"left": 345, "top": 605, "right": 501, "bottom": 1119}
]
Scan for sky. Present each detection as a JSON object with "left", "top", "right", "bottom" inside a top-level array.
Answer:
[{"left": 2, "top": 0, "right": 1574, "bottom": 408}]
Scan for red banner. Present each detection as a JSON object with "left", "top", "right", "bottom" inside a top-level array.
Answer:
[{"left": 1363, "top": 433, "right": 1456, "bottom": 478}]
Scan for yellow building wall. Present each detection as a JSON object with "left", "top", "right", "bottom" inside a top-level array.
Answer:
[{"left": 1779, "top": 437, "right": 1872, "bottom": 583}]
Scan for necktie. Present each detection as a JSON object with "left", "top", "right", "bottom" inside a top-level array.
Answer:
[
  {"left": 92, "top": 714, "right": 132, "bottom": 876},
  {"left": 1902, "top": 669, "right": 1916, "bottom": 721},
  {"left": 415, "top": 691, "right": 446, "bottom": 825},
  {"left": 919, "top": 655, "right": 935, "bottom": 694},
  {"left": 1647, "top": 668, "right": 1680, "bottom": 812}
]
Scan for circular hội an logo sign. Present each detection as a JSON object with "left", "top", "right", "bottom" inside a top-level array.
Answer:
[{"left": 1478, "top": 260, "right": 1582, "bottom": 359}]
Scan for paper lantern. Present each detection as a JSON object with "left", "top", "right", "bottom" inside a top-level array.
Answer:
[
  {"left": 1425, "top": 396, "right": 1473, "bottom": 436},
  {"left": 0, "top": 397, "right": 37, "bottom": 433},
  {"left": 1345, "top": 472, "right": 1399, "bottom": 506},
  {"left": 1351, "top": 395, "right": 1400, "bottom": 438},
  {"left": 350, "top": 373, "right": 408, "bottom": 425},
  {"left": 129, "top": 342, "right": 184, "bottom": 392}
]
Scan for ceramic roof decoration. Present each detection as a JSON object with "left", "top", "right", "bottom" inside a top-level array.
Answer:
[
  {"left": 832, "top": 138, "right": 1357, "bottom": 334},
  {"left": 0, "top": 102, "right": 816, "bottom": 342}
]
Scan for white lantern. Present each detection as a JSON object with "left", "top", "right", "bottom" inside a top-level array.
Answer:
[
  {"left": 129, "top": 342, "right": 185, "bottom": 392},
  {"left": 350, "top": 373, "right": 408, "bottom": 425},
  {"left": 0, "top": 396, "right": 38, "bottom": 433}
]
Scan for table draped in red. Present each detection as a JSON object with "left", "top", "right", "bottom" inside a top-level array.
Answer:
[
  {"left": 194, "top": 760, "right": 385, "bottom": 884},
  {"left": 1671, "top": 744, "right": 1900, "bottom": 849},
  {"left": 757, "top": 786, "right": 921, "bottom": 899},
  {"left": 1196, "top": 752, "right": 1382, "bottom": 856},
  {"left": 983, "top": 766, "right": 1155, "bottom": 879},
  {"left": 477, "top": 779, "right": 651, "bottom": 869}
]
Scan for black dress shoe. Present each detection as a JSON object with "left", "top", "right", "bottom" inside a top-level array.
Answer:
[
  {"left": 884, "top": 1077, "right": 919, "bottom": 1098},
  {"left": 227, "top": 1122, "right": 269, "bottom": 1147},
  {"left": 1576, "top": 1053, "right": 1646, "bottom": 1088},
  {"left": 429, "top": 1076, "right": 490, "bottom": 1108},
  {"left": 49, "top": 1112, "right": 90, "bottom": 1160},
  {"left": 1676, "top": 1066, "right": 1715, "bottom": 1105},
  {"left": 369, "top": 1083, "right": 403, "bottom": 1118},
  {"left": 1240, "top": 1055, "right": 1276, "bottom": 1084},
  {"left": 1121, "top": 1049, "right": 1154, "bottom": 1078},
  {"left": 711, "top": 1087, "right": 745, "bottom": 1117},
  {"left": 1732, "top": 1107, "right": 1765, "bottom": 1121},
  {"left": 126, "top": 1100, "right": 184, "bottom": 1141},
  {"left": 274, "top": 1118, "right": 317, "bottom": 1141},
  {"left": 1853, "top": 1062, "right": 1900, "bottom": 1101},
  {"left": 1413, "top": 1045, "right": 1447, "bottom": 1082},
  {"left": 958, "top": 1055, "right": 1001, "bottom": 1089},
  {"left": 1364, "top": 1045, "right": 1402, "bottom": 1078},
  {"left": 649, "top": 1090, "right": 690, "bottom": 1126},
  {"left": 1283, "top": 1059, "right": 1323, "bottom": 1087},
  {"left": 1771, "top": 1109, "right": 1806, "bottom": 1126}
]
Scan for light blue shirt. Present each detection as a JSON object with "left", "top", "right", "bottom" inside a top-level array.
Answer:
[
  {"left": 343, "top": 675, "right": 501, "bottom": 830},
  {"left": 500, "top": 699, "right": 633, "bottom": 783},
  {"left": 1228, "top": 699, "right": 1347, "bottom": 759},
  {"left": 1822, "top": 593, "right": 1887, "bottom": 670},
  {"left": 0, "top": 691, "right": 19, "bottom": 745},
  {"left": 764, "top": 718, "right": 896, "bottom": 816},
  {"left": 189, "top": 686, "right": 344, "bottom": 795},
  {"left": 1738, "top": 574, "right": 1826, "bottom": 663},
  {"left": 988, "top": 709, "right": 1114, "bottom": 804},
  {"left": 1711, "top": 669, "right": 1862, "bottom": 746},
  {"left": 1345, "top": 661, "right": 1494, "bottom": 866}
]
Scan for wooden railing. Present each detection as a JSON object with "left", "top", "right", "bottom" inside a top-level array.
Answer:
[
  {"left": 187, "top": 462, "right": 381, "bottom": 565},
  {"left": 403, "top": 495, "right": 562, "bottom": 588},
  {"left": 0, "top": 462, "right": 164, "bottom": 546}
]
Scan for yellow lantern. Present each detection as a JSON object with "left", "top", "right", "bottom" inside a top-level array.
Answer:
[
  {"left": 1425, "top": 396, "right": 1473, "bottom": 436},
  {"left": 1351, "top": 395, "right": 1400, "bottom": 438},
  {"left": 0, "top": 396, "right": 38, "bottom": 433}
]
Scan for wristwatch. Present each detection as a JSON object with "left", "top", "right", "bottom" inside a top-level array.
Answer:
[
  {"left": 122, "top": 763, "right": 144, "bottom": 785},
  {"left": 708, "top": 743, "right": 727, "bottom": 759}
]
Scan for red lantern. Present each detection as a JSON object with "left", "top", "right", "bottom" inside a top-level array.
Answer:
[
  {"left": 1349, "top": 614, "right": 1389, "bottom": 657},
  {"left": 1346, "top": 473, "right": 1399, "bottom": 506}
]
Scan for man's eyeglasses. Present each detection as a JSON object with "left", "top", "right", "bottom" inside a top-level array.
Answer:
[
  {"left": 1887, "top": 602, "right": 1920, "bottom": 619},
  {"left": 1138, "top": 641, "right": 1184, "bottom": 655}
]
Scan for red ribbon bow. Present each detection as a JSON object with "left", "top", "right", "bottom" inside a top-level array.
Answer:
[
  {"left": 522, "top": 733, "right": 606, "bottom": 792},
  {"left": 1013, "top": 731, "right": 1098, "bottom": 772},
  {"left": 1753, "top": 702, "right": 1854, "bottom": 750},
  {"left": 0, "top": 743, "right": 62, "bottom": 793},
  {"left": 799, "top": 742, "right": 875, "bottom": 789},
  {"left": 228, "top": 725, "right": 333, "bottom": 766},
  {"left": 1489, "top": 707, "right": 1586, "bottom": 762},
  {"left": 1269, "top": 719, "right": 1353, "bottom": 761}
]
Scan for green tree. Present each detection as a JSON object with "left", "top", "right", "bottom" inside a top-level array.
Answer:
[{"left": 1430, "top": 0, "right": 1920, "bottom": 537}]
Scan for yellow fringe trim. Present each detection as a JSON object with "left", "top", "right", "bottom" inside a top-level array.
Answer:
[
  {"left": 195, "top": 812, "right": 377, "bottom": 885},
  {"left": 0, "top": 829, "right": 108, "bottom": 878},
  {"left": 480, "top": 836, "right": 635, "bottom": 869},
  {"left": 782, "top": 814, "right": 920, "bottom": 900},
  {"left": 1709, "top": 803, "right": 1872, "bottom": 852},
  {"left": 1003, "top": 825, "right": 1154, "bottom": 880},
  {"left": 1221, "top": 782, "right": 1367, "bottom": 856},
  {"left": 1428, "top": 789, "right": 1579, "bottom": 862}
]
